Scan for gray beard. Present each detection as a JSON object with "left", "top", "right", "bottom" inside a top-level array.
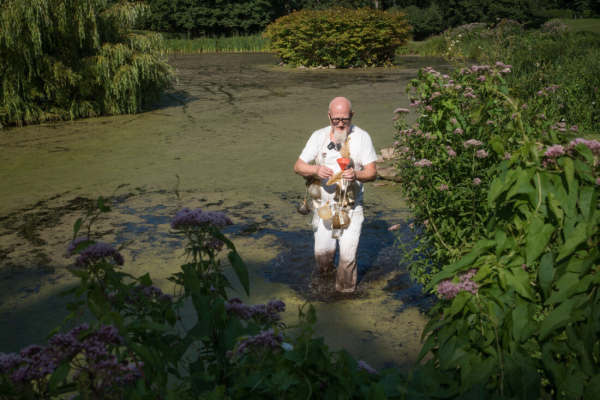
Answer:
[{"left": 333, "top": 129, "right": 348, "bottom": 145}]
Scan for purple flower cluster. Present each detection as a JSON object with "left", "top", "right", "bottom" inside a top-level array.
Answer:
[
  {"left": 225, "top": 298, "right": 286, "bottom": 323},
  {"left": 544, "top": 144, "right": 565, "bottom": 159},
  {"left": 0, "top": 324, "right": 133, "bottom": 390},
  {"left": 170, "top": 208, "right": 233, "bottom": 230},
  {"left": 437, "top": 269, "right": 479, "bottom": 300},
  {"left": 205, "top": 238, "right": 225, "bottom": 252},
  {"left": 476, "top": 150, "right": 489, "bottom": 158},
  {"left": 357, "top": 360, "right": 377, "bottom": 374},
  {"left": 454, "top": 128, "right": 464, "bottom": 134},
  {"left": 570, "top": 138, "right": 600, "bottom": 156},
  {"left": 394, "top": 108, "right": 410, "bottom": 114},
  {"left": 73, "top": 242, "right": 124, "bottom": 268},
  {"left": 129, "top": 285, "right": 173, "bottom": 304},
  {"left": 463, "top": 139, "right": 483, "bottom": 148},
  {"left": 438, "top": 184, "right": 449, "bottom": 191},
  {"left": 540, "top": 19, "right": 571, "bottom": 37},
  {"left": 473, "top": 178, "right": 482, "bottom": 186},
  {"left": 227, "top": 329, "right": 284, "bottom": 357},
  {"left": 551, "top": 122, "right": 567, "bottom": 132},
  {"left": 414, "top": 159, "right": 432, "bottom": 167},
  {"left": 450, "top": 118, "right": 458, "bottom": 125}
]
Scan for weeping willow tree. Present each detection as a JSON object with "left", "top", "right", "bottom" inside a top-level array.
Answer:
[{"left": 0, "top": 0, "right": 176, "bottom": 126}]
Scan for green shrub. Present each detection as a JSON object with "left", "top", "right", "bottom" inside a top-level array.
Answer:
[
  {"left": 416, "top": 124, "right": 600, "bottom": 399},
  {"left": 264, "top": 7, "right": 411, "bottom": 68},
  {"left": 393, "top": 61, "right": 600, "bottom": 397},
  {"left": 0, "top": 0, "right": 175, "bottom": 127}
]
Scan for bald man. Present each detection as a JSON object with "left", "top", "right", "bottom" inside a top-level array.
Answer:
[{"left": 294, "top": 97, "right": 377, "bottom": 292}]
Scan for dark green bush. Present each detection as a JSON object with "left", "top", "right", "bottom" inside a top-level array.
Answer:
[{"left": 264, "top": 7, "right": 411, "bottom": 68}]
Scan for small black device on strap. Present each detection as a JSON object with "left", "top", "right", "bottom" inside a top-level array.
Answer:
[{"left": 327, "top": 142, "right": 342, "bottom": 151}]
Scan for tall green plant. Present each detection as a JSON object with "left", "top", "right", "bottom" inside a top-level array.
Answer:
[
  {"left": 0, "top": 0, "right": 175, "bottom": 127},
  {"left": 413, "top": 131, "right": 600, "bottom": 399}
]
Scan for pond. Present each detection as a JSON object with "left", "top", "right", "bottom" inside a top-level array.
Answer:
[{"left": 0, "top": 52, "right": 451, "bottom": 371}]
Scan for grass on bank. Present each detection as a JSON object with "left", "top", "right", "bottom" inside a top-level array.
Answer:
[{"left": 162, "top": 34, "right": 270, "bottom": 53}]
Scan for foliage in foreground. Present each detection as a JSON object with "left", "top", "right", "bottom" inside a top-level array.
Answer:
[
  {"left": 392, "top": 55, "right": 600, "bottom": 396},
  {"left": 416, "top": 133, "right": 600, "bottom": 398},
  {"left": 264, "top": 7, "right": 411, "bottom": 68},
  {"left": 0, "top": 0, "right": 175, "bottom": 127},
  {"left": 0, "top": 201, "right": 392, "bottom": 399}
]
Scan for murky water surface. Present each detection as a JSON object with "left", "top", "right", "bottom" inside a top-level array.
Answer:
[{"left": 0, "top": 53, "right": 450, "bottom": 370}]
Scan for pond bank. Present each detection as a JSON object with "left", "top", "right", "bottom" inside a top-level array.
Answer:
[{"left": 0, "top": 53, "right": 451, "bottom": 371}]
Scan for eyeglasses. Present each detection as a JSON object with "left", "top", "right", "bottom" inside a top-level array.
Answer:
[{"left": 330, "top": 116, "right": 352, "bottom": 125}]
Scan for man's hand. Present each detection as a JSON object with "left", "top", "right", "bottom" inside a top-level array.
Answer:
[
  {"left": 315, "top": 165, "right": 333, "bottom": 179},
  {"left": 342, "top": 167, "right": 356, "bottom": 182}
]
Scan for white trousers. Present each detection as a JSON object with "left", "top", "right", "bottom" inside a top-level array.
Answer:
[{"left": 313, "top": 207, "right": 364, "bottom": 292}]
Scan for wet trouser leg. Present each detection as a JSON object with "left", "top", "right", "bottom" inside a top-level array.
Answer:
[
  {"left": 313, "top": 207, "right": 364, "bottom": 292},
  {"left": 314, "top": 218, "right": 336, "bottom": 274}
]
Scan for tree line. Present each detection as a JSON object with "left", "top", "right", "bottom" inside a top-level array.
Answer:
[{"left": 138, "top": 0, "right": 600, "bottom": 38}]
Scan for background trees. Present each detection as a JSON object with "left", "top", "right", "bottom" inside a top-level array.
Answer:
[{"left": 140, "top": 0, "right": 599, "bottom": 39}]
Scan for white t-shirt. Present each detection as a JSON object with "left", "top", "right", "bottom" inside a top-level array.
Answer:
[{"left": 299, "top": 125, "right": 377, "bottom": 206}]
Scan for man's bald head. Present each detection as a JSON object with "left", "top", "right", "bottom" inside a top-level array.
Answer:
[
  {"left": 328, "top": 97, "right": 354, "bottom": 143},
  {"left": 329, "top": 97, "right": 353, "bottom": 114}
]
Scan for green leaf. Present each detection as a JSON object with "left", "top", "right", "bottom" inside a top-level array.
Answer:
[
  {"left": 563, "top": 157, "right": 574, "bottom": 188},
  {"left": 97, "top": 196, "right": 111, "bottom": 213},
  {"left": 525, "top": 223, "right": 555, "bottom": 265},
  {"left": 49, "top": 362, "right": 70, "bottom": 391},
  {"left": 504, "top": 267, "right": 534, "bottom": 301},
  {"left": 68, "top": 268, "right": 90, "bottom": 279},
  {"left": 73, "top": 217, "right": 83, "bottom": 239},
  {"left": 557, "top": 222, "right": 589, "bottom": 262},
  {"left": 426, "top": 239, "right": 495, "bottom": 290},
  {"left": 227, "top": 251, "right": 249, "bottom": 296},
  {"left": 539, "top": 295, "right": 586, "bottom": 340},
  {"left": 538, "top": 252, "right": 555, "bottom": 300},
  {"left": 490, "top": 135, "right": 504, "bottom": 155}
]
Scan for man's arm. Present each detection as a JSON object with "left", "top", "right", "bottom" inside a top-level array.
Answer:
[
  {"left": 294, "top": 158, "right": 333, "bottom": 179},
  {"left": 342, "top": 162, "right": 377, "bottom": 183}
]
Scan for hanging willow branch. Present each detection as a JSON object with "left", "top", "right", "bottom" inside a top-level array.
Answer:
[{"left": 0, "top": 0, "right": 176, "bottom": 127}]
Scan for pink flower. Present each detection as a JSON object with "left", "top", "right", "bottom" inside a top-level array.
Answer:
[
  {"left": 357, "top": 360, "right": 377, "bottom": 374},
  {"left": 473, "top": 178, "right": 482, "bottom": 186},
  {"left": 463, "top": 139, "right": 483, "bottom": 148},
  {"left": 388, "top": 224, "right": 400, "bottom": 231},
  {"left": 438, "top": 184, "right": 449, "bottom": 191},
  {"left": 544, "top": 144, "right": 565, "bottom": 159},
  {"left": 476, "top": 149, "right": 489, "bottom": 158},
  {"left": 503, "top": 152, "right": 511, "bottom": 160},
  {"left": 450, "top": 118, "right": 458, "bottom": 124},
  {"left": 448, "top": 149, "right": 457, "bottom": 157},
  {"left": 486, "top": 120, "right": 494, "bottom": 125},
  {"left": 414, "top": 159, "right": 433, "bottom": 167},
  {"left": 476, "top": 75, "right": 486, "bottom": 82},
  {"left": 570, "top": 125, "right": 579, "bottom": 132},
  {"left": 394, "top": 108, "right": 410, "bottom": 114},
  {"left": 537, "top": 90, "right": 545, "bottom": 96},
  {"left": 454, "top": 128, "right": 464, "bottom": 134},
  {"left": 425, "top": 106, "right": 433, "bottom": 112}
]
